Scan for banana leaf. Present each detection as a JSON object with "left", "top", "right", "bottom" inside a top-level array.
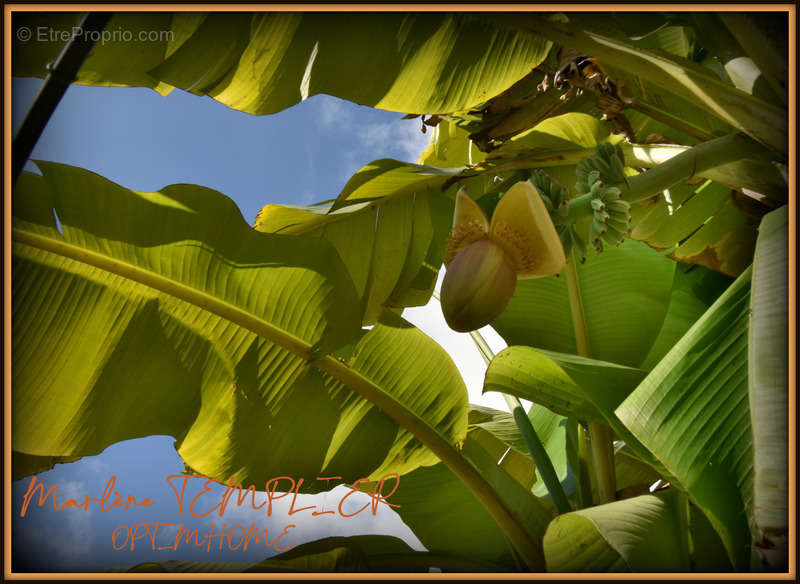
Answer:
[
  {"left": 543, "top": 488, "right": 691, "bottom": 572},
  {"left": 12, "top": 13, "right": 552, "bottom": 116},
  {"left": 12, "top": 164, "right": 468, "bottom": 489}
]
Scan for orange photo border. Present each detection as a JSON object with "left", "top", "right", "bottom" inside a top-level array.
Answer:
[{"left": 3, "top": 3, "right": 796, "bottom": 580}]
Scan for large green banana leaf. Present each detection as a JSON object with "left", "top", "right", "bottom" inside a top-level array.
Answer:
[
  {"left": 253, "top": 160, "right": 458, "bottom": 323},
  {"left": 12, "top": 163, "right": 470, "bottom": 489},
  {"left": 12, "top": 452, "right": 80, "bottom": 481},
  {"left": 470, "top": 402, "right": 659, "bottom": 505},
  {"left": 113, "top": 533, "right": 551, "bottom": 572},
  {"left": 484, "top": 346, "right": 648, "bottom": 423},
  {"left": 12, "top": 162, "right": 556, "bottom": 570},
  {"left": 689, "top": 500, "right": 735, "bottom": 572},
  {"left": 437, "top": 13, "right": 785, "bottom": 153},
  {"left": 630, "top": 180, "right": 768, "bottom": 277},
  {"left": 466, "top": 405, "right": 538, "bottom": 491},
  {"left": 619, "top": 207, "right": 789, "bottom": 571},
  {"left": 639, "top": 263, "right": 734, "bottom": 370},
  {"left": 498, "top": 112, "right": 623, "bottom": 155},
  {"left": 483, "top": 345, "right": 669, "bottom": 480},
  {"left": 747, "top": 206, "right": 788, "bottom": 569},
  {"left": 12, "top": 12, "right": 176, "bottom": 94},
  {"left": 330, "top": 159, "right": 461, "bottom": 210},
  {"left": 613, "top": 445, "right": 662, "bottom": 495},
  {"left": 463, "top": 114, "right": 621, "bottom": 197},
  {"left": 606, "top": 11, "right": 782, "bottom": 109},
  {"left": 614, "top": 266, "right": 754, "bottom": 569},
  {"left": 456, "top": 73, "right": 601, "bottom": 151},
  {"left": 432, "top": 17, "right": 704, "bottom": 149},
  {"left": 543, "top": 489, "right": 691, "bottom": 572},
  {"left": 418, "top": 120, "right": 487, "bottom": 168},
  {"left": 493, "top": 239, "right": 675, "bottom": 369},
  {"left": 718, "top": 13, "right": 787, "bottom": 104},
  {"left": 12, "top": 12, "right": 551, "bottom": 116}
]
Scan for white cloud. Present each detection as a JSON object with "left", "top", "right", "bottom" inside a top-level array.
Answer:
[
  {"left": 314, "top": 94, "right": 432, "bottom": 172},
  {"left": 38, "top": 480, "right": 95, "bottom": 568},
  {"left": 81, "top": 457, "right": 109, "bottom": 475},
  {"left": 317, "top": 96, "right": 350, "bottom": 128},
  {"left": 357, "top": 118, "right": 432, "bottom": 164},
  {"left": 311, "top": 95, "right": 435, "bottom": 197},
  {"left": 273, "top": 486, "right": 424, "bottom": 551},
  {"left": 56, "top": 480, "right": 87, "bottom": 502},
  {"left": 193, "top": 481, "right": 423, "bottom": 556},
  {"left": 55, "top": 511, "right": 93, "bottom": 567}
]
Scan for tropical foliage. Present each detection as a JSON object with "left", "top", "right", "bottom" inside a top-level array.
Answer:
[{"left": 11, "top": 10, "right": 789, "bottom": 573}]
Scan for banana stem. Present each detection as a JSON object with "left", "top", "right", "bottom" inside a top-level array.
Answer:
[
  {"left": 467, "top": 327, "right": 495, "bottom": 365},
  {"left": 502, "top": 394, "right": 572, "bottom": 515},
  {"left": 588, "top": 421, "right": 616, "bottom": 504},
  {"left": 618, "top": 133, "right": 775, "bottom": 203},
  {"left": 563, "top": 255, "right": 591, "bottom": 357},
  {"left": 576, "top": 423, "right": 594, "bottom": 508},
  {"left": 462, "top": 323, "right": 571, "bottom": 515},
  {"left": 553, "top": 132, "right": 776, "bottom": 226},
  {"left": 564, "top": 254, "right": 617, "bottom": 504},
  {"left": 553, "top": 193, "right": 596, "bottom": 226}
]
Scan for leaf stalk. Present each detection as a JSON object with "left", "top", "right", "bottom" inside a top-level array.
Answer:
[
  {"left": 12, "top": 12, "right": 113, "bottom": 185},
  {"left": 14, "top": 228, "right": 546, "bottom": 570},
  {"left": 564, "top": 253, "right": 617, "bottom": 503}
]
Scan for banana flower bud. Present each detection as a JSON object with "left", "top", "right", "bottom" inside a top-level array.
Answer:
[{"left": 441, "top": 181, "right": 566, "bottom": 332}]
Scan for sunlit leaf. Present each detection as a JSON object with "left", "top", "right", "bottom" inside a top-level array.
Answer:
[
  {"left": 615, "top": 266, "right": 754, "bottom": 569},
  {"left": 543, "top": 489, "right": 690, "bottom": 572},
  {"left": 255, "top": 163, "right": 455, "bottom": 324},
  {"left": 12, "top": 165, "right": 469, "bottom": 490},
  {"left": 12, "top": 13, "right": 552, "bottom": 116},
  {"left": 484, "top": 346, "right": 647, "bottom": 423},
  {"left": 483, "top": 345, "right": 668, "bottom": 480},
  {"left": 493, "top": 240, "right": 675, "bottom": 369},
  {"left": 501, "top": 14, "right": 787, "bottom": 155}
]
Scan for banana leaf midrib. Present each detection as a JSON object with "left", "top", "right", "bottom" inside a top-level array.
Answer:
[{"left": 11, "top": 223, "right": 546, "bottom": 570}]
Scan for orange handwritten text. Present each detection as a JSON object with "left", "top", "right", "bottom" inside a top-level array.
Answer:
[
  {"left": 111, "top": 522, "right": 297, "bottom": 553},
  {"left": 20, "top": 476, "right": 156, "bottom": 517},
  {"left": 164, "top": 473, "right": 400, "bottom": 518},
  {"left": 338, "top": 473, "right": 401, "bottom": 518},
  {"left": 19, "top": 472, "right": 401, "bottom": 556}
]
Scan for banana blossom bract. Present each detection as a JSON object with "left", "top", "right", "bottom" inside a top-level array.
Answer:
[{"left": 441, "top": 181, "right": 566, "bottom": 332}]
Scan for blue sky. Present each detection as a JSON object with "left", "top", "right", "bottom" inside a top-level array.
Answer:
[{"left": 11, "top": 76, "right": 509, "bottom": 572}]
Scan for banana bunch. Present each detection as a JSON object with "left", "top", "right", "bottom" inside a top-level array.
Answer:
[
  {"left": 576, "top": 142, "right": 628, "bottom": 187},
  {"left": 576, "top": 143, "right": 632, "bottom": 254},
  {"left": 588, "top": 189, "right": 631, "bottom": 252},
  {"left": 531, "top": 170, "right": 571, "bottom": 221},
  {"left": 529, "top": 170, "right": 589, "bottom": 263}
]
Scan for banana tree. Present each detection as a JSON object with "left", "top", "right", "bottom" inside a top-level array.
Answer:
[{"left": 10, "top": 9, "right": 790, "bottom": 573}]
